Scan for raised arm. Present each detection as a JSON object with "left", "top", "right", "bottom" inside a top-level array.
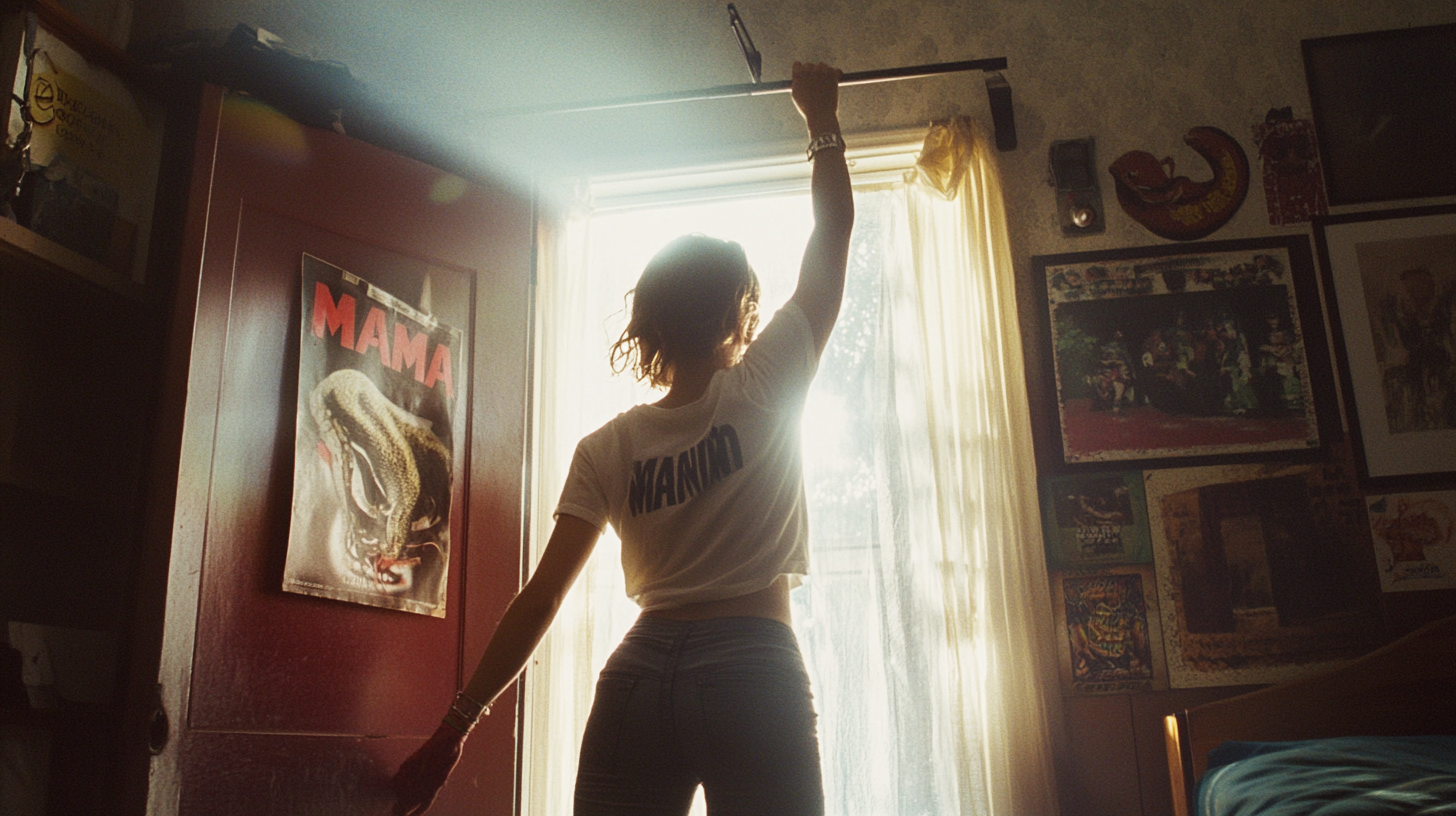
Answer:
[
  {"left": 787, "top": 61, "right": 854, "bottom": 357},
  {"left": 393, "top": 514, "right": 601, "bottom": 816}
]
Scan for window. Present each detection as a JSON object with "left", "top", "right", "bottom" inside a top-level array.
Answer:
[{"left": 524, "top": 123, "right": 1061, "bottom": 816}]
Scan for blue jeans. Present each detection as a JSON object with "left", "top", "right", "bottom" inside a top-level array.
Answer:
[{"left": 573, "top": 616, "right": 825, "bottom": 816}]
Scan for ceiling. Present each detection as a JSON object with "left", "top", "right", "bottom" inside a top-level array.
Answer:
[{"left": 125, "top": 0, "right": 991, "bottom": 184}]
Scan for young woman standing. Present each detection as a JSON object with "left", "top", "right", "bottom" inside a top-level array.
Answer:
[{"left": 393, "top": 60, "right": 852, "bottom": 816}]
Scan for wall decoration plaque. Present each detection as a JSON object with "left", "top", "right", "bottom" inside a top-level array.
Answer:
[{"left": 1108, "top": 127, "right": 1249, "bottom": 241}]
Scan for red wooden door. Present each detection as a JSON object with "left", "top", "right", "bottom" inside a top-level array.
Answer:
[{"left": 149, "top": 87, "right": 531, "bottom": 815}]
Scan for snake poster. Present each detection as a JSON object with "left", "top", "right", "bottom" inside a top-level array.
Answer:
[{"left": 283, "top": 255, "right": 461, "bottom": 616}]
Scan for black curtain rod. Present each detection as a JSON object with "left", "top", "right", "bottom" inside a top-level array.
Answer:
[{"left": 478, "top": 57, "right": 1009, "bottom": 118}]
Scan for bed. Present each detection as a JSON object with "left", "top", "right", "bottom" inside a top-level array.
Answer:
[{"left": 1164, "top": 614, "right": 1456, "bottom": 816}]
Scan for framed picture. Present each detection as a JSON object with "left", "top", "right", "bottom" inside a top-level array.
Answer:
[
  {"left": 1302, "top": 23, "right": 1456, "bottom": 205},
  {"left": 1366, "top": 491, "right": 1456, "bottom": 593},
  {"left": 1025, "top": 236, "right": 1336, "bottom": 474},
  {"left": 1049, "top": 565, "right": 1168, "bottom": 695},
  {"left": 1040, "top": 471, "right": 1152, "bottom": 569},
  {"left": 1313, "top": 205, "right": 1456, "bottom": 492},
  {"left": 1144, "top": 455, "right": 1383, "bottom": 688}
]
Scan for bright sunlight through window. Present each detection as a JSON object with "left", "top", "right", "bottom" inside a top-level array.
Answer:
[{"left": 535, "top": 127, "right": 1062, "bottom": 816}]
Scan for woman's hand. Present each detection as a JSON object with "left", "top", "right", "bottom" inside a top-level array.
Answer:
[
  {"left": 791, "top": 61, "right": 842, "bottom": 136},
  {"left": 391, "top": 723, "right": 467, "bottom": 816}
]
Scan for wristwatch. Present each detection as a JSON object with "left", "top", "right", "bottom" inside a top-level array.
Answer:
[{"left": 807, "top": 132, "right": 846, "bottom": 161}]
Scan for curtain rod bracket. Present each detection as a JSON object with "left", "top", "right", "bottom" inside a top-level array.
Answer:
[{"left": 985, "top": 71, "right": 1016, "bottom": 152}]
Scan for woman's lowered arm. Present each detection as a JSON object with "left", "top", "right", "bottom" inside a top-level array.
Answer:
[{"left": 392, "top": 514, "right": 601, "bottom": 816}]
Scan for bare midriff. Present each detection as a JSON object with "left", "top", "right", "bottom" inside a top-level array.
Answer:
[{"left": 640, "top": 574, "right": 793, "bottom": 627}]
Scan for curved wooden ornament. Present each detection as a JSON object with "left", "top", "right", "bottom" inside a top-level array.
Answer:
[{"left": 1109, "top": 127, "right": 1250, "bottom": 241}]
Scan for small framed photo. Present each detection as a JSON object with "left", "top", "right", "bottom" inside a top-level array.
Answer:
[
  {"left": 1040, "top": 471, "right": 1152, "bottom": 569},
  {"left": 1024, "top": 236, "right": 1337, "bottom": 474},
  {"left": 1366, "top": 491, "right": 1456, "bottom": 592},
  {"left": 1050, "top": 565, "right": 1168, "bottom": 695},
  {"left": 1313, "top": 204, "right": 1456, "bottom": 492}
]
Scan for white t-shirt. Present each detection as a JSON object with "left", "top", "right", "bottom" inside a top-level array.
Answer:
[{"left": 555, "top": 302, "right": 818, "bottom": 610}]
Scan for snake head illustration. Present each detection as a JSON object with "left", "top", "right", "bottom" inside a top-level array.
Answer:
[
  {"left": 309, "top": 368, "right": 452, "bottom": 586},
  {"left": 1107, "top": 152, "right": 1184, "bottom": 204}
]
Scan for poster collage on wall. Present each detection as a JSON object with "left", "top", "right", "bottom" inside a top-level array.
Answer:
[
  {"left": 1027, "top": 183, "right": 1456, "bottom": 695},
  {"left": 1029, "top": 22, "right": 1456, "bottom": 691},
  {"left": 1040, "top": 450, "right": 1454, "bottom": 693}
]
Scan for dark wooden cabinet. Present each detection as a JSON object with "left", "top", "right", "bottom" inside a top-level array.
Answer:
[
  {"left": 0, "top": 241, "right": 163, "bottom": 810},
  {"left": 4, "top": 7, "right": 535, "bottom": 809},
  {"left": 137, "top": 86, "right": 532, "bottom": 814}
]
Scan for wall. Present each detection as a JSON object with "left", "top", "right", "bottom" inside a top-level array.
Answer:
[
  {"left": 874, "top": 3, "right": 1456, "bottom": 813},
  {"left": 121, "top": 1, "right": 1456, "bottom": 814}
]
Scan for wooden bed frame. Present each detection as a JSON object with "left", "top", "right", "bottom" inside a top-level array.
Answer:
[{"left": 1164, "top": 614, "right": 1456, "bottom": 816}]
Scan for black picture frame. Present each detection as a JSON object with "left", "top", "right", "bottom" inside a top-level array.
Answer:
[
  {"left": 1023, "top": 236, "right": 1337, "bottom": 476},
  {"left": 1312, "top": 204, "right": 1456, "bottom": 492},
  {"left": 1302, "top": 23, "right": 1456, "bottom": 206}
]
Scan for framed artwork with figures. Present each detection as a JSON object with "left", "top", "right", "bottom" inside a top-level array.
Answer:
[
  {"left": 1024, "top": 236, "right": 1337, "bottom": 475},
  {"left": 1313, "top": 205, "right": 1456, "bottom": 492}
]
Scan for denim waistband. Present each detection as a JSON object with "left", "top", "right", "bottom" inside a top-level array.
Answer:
[{"left": 602, "top": 615, "right": 805, "bottom": 679}]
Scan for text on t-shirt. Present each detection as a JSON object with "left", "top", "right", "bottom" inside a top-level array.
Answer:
[{"left": 628, "top": 424, "right": 744, "bottom": 517}]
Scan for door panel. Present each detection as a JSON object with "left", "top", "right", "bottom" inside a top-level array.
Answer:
[
  {"left": 179, "top": 732, "right": 396, "bottom": 814},
  {"left": 153, "top": 87, "right": 530, "bottom": 814},
  {"left": 186, "top": 204, "right": 470, "bottom": 736}
]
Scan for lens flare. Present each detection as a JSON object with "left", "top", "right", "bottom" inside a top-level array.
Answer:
[
  {"left": 430, "top": 174, "right": 469, "bottom": 203},
  {"left": 225, "top": 95, "right": 309, "bottom": 165}
]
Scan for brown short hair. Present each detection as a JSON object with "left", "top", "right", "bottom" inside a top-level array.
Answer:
[{"left": 610, "top": 234, "right": 761, "bottom": 389}]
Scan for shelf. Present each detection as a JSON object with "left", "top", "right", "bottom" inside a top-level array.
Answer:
[
  {"left": 0, "top": 217, "right": 144, "bottom": 300},
  {"left": 2, "top": 0, "right": 164, "bottom": 303}
]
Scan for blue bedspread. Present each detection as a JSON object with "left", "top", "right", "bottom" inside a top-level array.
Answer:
[{"left": 1197, "top": 736, "right": 1456, "bottom": 816}]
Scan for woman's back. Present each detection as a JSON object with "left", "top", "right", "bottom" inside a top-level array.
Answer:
[{"left": 557, "top": 301, "right": 819, "bottom": 612}]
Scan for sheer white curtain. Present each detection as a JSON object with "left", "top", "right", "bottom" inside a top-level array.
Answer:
[
  {"left": 877, "top": 117, "right": 1063, "bottom": 815},
  {"left": 523, "top": 120, "right": 1061, "bottom": 816}
]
